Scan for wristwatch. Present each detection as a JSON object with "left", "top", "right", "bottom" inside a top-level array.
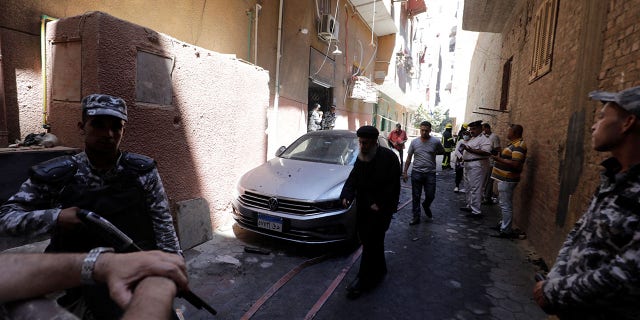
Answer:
[{"left": 81, "top": 247, "right": 114, "bottom": 285}]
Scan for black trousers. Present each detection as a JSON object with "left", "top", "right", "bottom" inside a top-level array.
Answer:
[
  {"left": 455, "top": 166, "right": 464, "bottom": 187},
  {"left": 356, "top": 209, "right": 392, "bottom": 288}
]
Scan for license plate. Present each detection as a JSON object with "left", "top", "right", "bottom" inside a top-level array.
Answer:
[{"left": 257, "top": 214, "right": 283, "bottom": 232}]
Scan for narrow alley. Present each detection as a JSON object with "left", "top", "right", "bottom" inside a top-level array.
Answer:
[{"left": 182, "top": 166, "right": 548, "bottom": 320}]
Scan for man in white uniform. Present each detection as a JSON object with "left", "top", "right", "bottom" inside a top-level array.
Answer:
[{"left": 460, "top": 120, "right": 492, "bottom": 218}]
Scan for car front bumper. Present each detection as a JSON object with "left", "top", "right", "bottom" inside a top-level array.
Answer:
[{"left": 231, "top": 198, "right": 356, "bottom": 244}]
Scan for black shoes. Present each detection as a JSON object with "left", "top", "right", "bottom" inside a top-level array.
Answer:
[
  {"left": 409, "top": 218, "right": 420, "bottom": 225},
  {"left": 346, "top": 278, "right": 363, "bottom": 299},
  {"left": 465, "top": 213, "right": 483, "bottom": 219},
  {"left": 459, "top": 207, "right": 472, "bottom": 212},
  {"left": 490, "top": 232, "right": 518, "bottom": 239},
  {"left": 422, "top": 204, "right": 432, "bottom": 219}
]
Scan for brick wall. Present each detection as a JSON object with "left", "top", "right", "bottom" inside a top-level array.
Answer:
[{"left": 465, "top": 0, "right": 639, "bottom": 263}]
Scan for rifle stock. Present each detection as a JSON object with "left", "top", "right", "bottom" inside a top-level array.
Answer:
[{"left": 76, "top": 210, "right": 217, "bottom": 315}]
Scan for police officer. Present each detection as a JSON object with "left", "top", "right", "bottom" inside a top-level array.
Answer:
[
  {"left": 441, "top": 123, "right": 455, "bottom": 169},
  {"left": 0, "top": 94, "right": 181, "bottom": 319}
]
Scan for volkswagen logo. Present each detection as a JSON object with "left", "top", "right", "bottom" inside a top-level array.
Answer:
[{"left": 268, "top": 197, "right": 279, "bottom": 211}]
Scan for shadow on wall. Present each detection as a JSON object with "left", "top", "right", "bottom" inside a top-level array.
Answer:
[
  {"left": 518, "top": 138, "right": 537, "bottom": 232},
  {"left": 46, "top": 12, "right": 269, "bottom": 249}
]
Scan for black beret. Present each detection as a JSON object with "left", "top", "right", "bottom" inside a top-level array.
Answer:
[
  {"left": 356, "top": 125, "right": 379, "bottom": 139},
  {"left": 468, "top": 120, "right": 483, "bottom": 128}
]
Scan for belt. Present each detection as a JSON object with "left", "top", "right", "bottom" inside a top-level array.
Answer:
[{"left": 464, "top": 158, "right": 488, "bottom": 162}]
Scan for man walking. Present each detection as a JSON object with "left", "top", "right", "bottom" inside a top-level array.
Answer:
[
  {"left": 340, "top": 126, "right": 400, "bottom": 299},
  {"left": 460, "top": 120, "right": 492, "bottom": 218},
  {"left": 388, "top": 123, "right": 408, "bottom": 168},
  {"left": 490, "top": 124, "right": 526, "bottom": 238},
  {"left": 534, "top": 86, "right": 640, "bottom": 318},
  {"left": 403, "top": 121, "right": 445, "bottom": 225}
]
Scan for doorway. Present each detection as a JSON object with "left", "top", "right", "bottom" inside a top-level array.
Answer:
[{"left": 307, "top": 82, "right": 333, "bottom": 128}]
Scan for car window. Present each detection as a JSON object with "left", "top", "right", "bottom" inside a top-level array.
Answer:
[{"left": 280, "top": 134, "right": 358, "bottom": 165}]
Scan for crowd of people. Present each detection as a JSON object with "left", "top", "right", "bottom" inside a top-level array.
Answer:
[
  {"left": 384, "top": 84, "right": 640, "bottom": 318},
  {"left": 1, "top": 85, "right": 640, "bottom": 318}
]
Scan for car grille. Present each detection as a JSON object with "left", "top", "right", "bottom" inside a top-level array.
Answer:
[{"left": 238, "top": 191, "right": 318, "bottom": 215}]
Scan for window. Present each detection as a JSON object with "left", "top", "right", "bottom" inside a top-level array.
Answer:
[
  {"left": 529, "top": 0, "right": 558, "bottom": 82},
  {"left": 500, "top": 57, "right": 512, "bottom": 110},
  {"left": 136, "top": 51, "right": 173, "bottom": 105}
]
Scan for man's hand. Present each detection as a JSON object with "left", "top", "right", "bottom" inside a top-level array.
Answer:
[
  {"left": 370, "top": 203, "right": 379, "bottom": 211},
  {"left": 93, "top": 250, "right": 188, "bottom": 308},
  {"left": 533, "top": 280, "right": 554, "bottom": 314},
  {"left": 342, "top": 198, "right": 351, "bottom": 208},
  {"left": 402, "top": 172, "right": 408, "bottom": 182},
  {"left": 121, "top": 276, "right": 177, "bottom": 320},
  {"left": 57, "top": 207, "right": 83, "bottom": 229}
]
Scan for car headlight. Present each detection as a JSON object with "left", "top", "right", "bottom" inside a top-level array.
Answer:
[{"left": 315, "top": 199, "right": 344, "bottom": 211}]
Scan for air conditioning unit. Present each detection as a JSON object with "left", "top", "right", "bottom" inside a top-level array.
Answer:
[{"left": 317, "top": 14, "right": 339, "bottom": 42}]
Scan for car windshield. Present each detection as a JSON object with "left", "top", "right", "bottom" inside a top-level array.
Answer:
[{"left": 280, "top": 134, "right": 359, "bottom": 165}]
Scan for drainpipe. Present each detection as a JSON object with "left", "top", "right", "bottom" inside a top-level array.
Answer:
[
  {"left": 41, "top": 15, "right": 58, "bottom": 132},
  {"left": 270, "top": 0, "right": 283, "bottom": 157},
  {"left": 0, "top": 36, "right": 7, "bottom": 146},
  {"left": 254, "top": 4, "right": 262, "bottom": 64},
  {"left": 247, "top": 9, "right": 253, "bottom": 61}
]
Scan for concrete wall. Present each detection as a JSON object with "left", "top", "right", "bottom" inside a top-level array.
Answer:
[
  {"left": 1, "top": 0, "right": 265, "bottom": 146},
  {"left": 46, "top": 12, "right": 269, "bottom": 228},
  {"left": 465, "top": 0, "right": 621, "bottom": 263},
  {"left": 1, "top": 0, "right": 411, "bottom": 231},
  {"left": 0, "top": 0, "right": 393, "bottom": 150}
]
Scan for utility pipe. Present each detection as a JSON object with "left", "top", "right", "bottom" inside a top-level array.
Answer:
[
  {"left": 40, "top": 15, "right": 58, "bottom": 131},
  {"left": 247, "top": 10, "right": 253, "bottom": 61},
  {"left": 0, "top": 36, "right": 7, "bottom": 145},
  {"left": 254, "top": 4, "right": 262, "bottom": 64},
  {"left": 270, "top": 0, "right": 283, "bottom": 158}
]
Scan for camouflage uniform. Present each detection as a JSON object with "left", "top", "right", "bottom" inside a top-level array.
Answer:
[
  {"left": 0, "top": 151, "right": 181, "bottom": 254},
  {"left": 542, "top": 157, "right": 640, "bottom": 319}
]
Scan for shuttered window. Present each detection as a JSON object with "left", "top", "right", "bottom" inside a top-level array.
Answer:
[{"left": 529, "top": 0, "right": 558, "bottom": 82}]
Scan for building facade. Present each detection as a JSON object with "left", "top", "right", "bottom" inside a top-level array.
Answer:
[
  {"left": 462, "top": 0, "right": 638, "bottom": 263},
  {"left": 1, "top": 0, "right": 425, "bottom": 238}
]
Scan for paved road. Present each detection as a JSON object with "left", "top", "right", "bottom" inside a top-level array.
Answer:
[{"left": 182, "top": 168, "right": 548, "bottom": 320}]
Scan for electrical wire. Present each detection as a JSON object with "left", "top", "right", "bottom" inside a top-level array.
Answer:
[{"left": 313, "top": 0, "right": 340, "bottom": 77}]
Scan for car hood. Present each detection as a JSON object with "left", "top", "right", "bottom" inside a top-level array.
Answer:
[{"left": 238, "top": 157, "right": 353, "bottom": 201}]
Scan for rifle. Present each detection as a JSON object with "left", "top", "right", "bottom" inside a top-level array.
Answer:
[{"left": 76, "top": 209, "right": 217, "bottom": 316}]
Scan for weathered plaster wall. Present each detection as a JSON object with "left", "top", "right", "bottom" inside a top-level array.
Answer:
[
  {"left": 46, "top": 12, "right": 269, "bottom": 228},
  {"left": 1, "top": 0, "right": 268, "bottom": 145},
  {"left": 465, "top": 32, "right": 502, "bottom": 124}
]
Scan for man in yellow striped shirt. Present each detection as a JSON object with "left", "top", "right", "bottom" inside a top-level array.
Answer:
[{"left": 490, "top": 124, "right": 527, "bottom": 237}]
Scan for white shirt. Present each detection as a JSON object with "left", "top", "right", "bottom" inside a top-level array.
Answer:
[{"left": 462, "top": 134, "right": 492, "bottom": 163}]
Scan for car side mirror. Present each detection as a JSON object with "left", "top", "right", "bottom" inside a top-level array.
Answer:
[{"left": 275, "top": 146, "right": 287, "bottom": 157}]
